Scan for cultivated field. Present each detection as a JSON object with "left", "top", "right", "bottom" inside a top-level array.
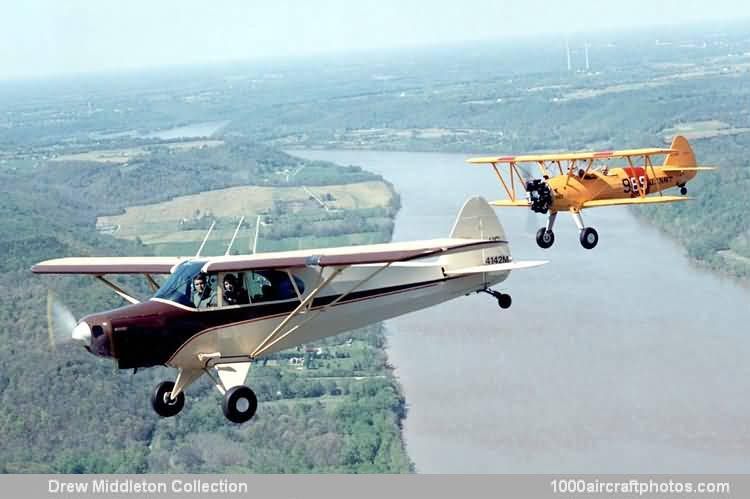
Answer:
[{"left": 97, "top": 180, "right": 394, "bottom": 255}]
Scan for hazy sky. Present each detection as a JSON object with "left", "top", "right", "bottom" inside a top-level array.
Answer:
[{"left": 2, "top": 0, "right": 749, "bottom": 79}]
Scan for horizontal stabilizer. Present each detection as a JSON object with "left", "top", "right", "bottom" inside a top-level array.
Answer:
[
  {"left": 489, "top": 199, "right": 531, "bottom": 208},
  {"left": 582, "top": 196, "right": 691, "bottom": 208},
  {"left": 444, "top": 260, "right": 548, "bottom": 276}
]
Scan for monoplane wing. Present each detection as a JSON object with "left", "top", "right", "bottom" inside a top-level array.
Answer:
[
  {"left": 582, "top": 196, "right": 690, "bottom": 208},
  {"left": 31, "top": 257, "right": 184, "bottom": 275},
  {"left": 202, "top": 238, "right": 503, "bottom": 273}
]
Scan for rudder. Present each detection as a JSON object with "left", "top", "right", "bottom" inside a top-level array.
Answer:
[
  {"left": 440, "top": 196, "right": 510, "bottom": 270},
  {"left": 663, "top": 135, "right": 696, "bottom": 167}
]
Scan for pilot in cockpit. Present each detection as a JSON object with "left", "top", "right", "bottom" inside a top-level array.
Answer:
[{"left": 191, "top": 273, "right": 216, "bottom": 309}]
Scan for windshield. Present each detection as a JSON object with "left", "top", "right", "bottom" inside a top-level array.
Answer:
[{"left": 153, "top": 260, "right": 207, "bottom": 306}]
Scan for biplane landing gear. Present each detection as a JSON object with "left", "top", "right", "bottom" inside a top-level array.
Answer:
[
  {"left": 536, "top": 228, "right": 555, "bottom": 249},
  {"left": 570, "top": 210, "right": 599, "bottom": 250},
  {"left": 482, "top": 288, "right": 512, "bottom": 309},
  {"left": 579, "top": 227, "right": 599, "bottom": 250},
  {"left": 536, "top": 212, "right": 557, "bottom": 249},
  {"left": 152, "top": 381, "right": 185, "bottom": 418},
  {"left": 222, "top": 385, "right": 258, "bottom": 423}
]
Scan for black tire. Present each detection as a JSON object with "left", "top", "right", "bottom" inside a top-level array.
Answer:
[
  {"left": 222, "top": 385, "right": 258, "bottom": 423},
  {"left": 151, "top": 381, "right": 185, "bottom": 418},
  {"left": 680, "top": 186, "right": 688, "bottom": 195},
  {"left": 580, "top": 227, "right": 599, "bottom": 249},
  {"left": 497, "top": 294, "right": 512, "bottom": 309},
  {"left": 535, "top": 227, "right": 555, "bottom": 249}
]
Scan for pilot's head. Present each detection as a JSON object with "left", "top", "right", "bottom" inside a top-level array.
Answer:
[{"left": 193, "top": 273, "right": 208, "bottom": 297}]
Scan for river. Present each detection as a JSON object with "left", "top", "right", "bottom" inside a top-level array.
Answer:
[{"left": 293, "top": 149, "right": 750, "bottom": 473}]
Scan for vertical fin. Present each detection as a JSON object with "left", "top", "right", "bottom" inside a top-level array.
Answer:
[{"left": 663, "top": 135, "right": 696, "bottom": 167}]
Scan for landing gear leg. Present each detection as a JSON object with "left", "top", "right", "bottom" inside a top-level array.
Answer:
[
  {"left": 678, "top": 183, "right": 688, "bottom": 195},
  {"left": 535, "top": 212, "right": 557, "bottom": 249},
  {"left": 202, "top": 359, "right": 259, "bottom": 423},
  {"left": 571, "top": 209, "right": 599, "bottom": 249},
  {"left": 482, "top": 288, "right": 512, "bottom": 309}
]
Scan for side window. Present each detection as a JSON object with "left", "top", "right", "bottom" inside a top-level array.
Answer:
[{"left": 244, "top": 270, "right": 303, "bottom": 303}]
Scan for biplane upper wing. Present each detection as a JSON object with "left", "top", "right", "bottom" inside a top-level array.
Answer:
[
  {"left": 490, "top": 200, "right": 531, "bottom": 208},
  {"left": 582, "top": 196, "right": 691, "bottom": 208},
  {"left": 31, "top": 257, "right": 184, "bottom": 274},
  {"left": 467, "top": 147, "right": 676, "bottom": 165},
  {"left": 203, "top": 238, "right": 503, "bottom": 273}
]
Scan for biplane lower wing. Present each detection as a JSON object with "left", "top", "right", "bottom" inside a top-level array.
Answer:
[
  {"left": 661, "top": 166, "right": 717, "bottom": 172},
  {"left": 582, "top": 196, "right": 691, "bottom": 208},
  {"left": 444, "top": 260, "right": 548, "bottom": 276},
  {"left": 489, "top": 200, "right": 531, "bottom": 208}
]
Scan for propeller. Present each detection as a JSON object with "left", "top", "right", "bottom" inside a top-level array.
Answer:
[
  {"left": 517, "top": 164, "right": 544, "bottom": 235},
  {"left": 46, "top": 289, "right": 89, "bottom": 350}
]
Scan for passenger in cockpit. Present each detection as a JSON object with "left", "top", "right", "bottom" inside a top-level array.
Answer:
[{"left": 222, "top": 274, "right": 249, "bottom": 306}]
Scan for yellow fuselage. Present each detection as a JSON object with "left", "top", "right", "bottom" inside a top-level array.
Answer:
[{"left": 547, "top": 166, "right": 697, "bottom": 212}]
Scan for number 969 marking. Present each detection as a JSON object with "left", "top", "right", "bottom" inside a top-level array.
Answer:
[{"left": 623, "top": 176, "right": 647, "bottom": 194}]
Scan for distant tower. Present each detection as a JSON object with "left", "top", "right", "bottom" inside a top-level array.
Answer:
[
  {"left": 566, "top": 38, "right": 572, "bottom": 71},
  {"left": 584, "top": 43, "right": 590, "bottom": 71}
]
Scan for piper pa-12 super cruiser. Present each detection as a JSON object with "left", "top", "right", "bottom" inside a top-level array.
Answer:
[{"left": 33, "top": 197, "right": 546, "bottom": 423}]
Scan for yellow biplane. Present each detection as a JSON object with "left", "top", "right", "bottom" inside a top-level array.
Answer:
[{"left": 467, "top": 135, "right": 714, "bottom": 249}]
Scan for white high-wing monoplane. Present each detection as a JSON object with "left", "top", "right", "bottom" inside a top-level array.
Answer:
[{"left": 33, "top": 197, "right": 546, "bottom": 423}]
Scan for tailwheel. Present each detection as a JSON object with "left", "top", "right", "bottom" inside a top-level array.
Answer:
[
  {"left": 535, "top": 227, "right": 555, "bottom": 249},
  {"left": 222, "top": 385, "right": 258, "bottom": 423},
  {"left": 579, "top": 227, "right": 599, "bottom": 250},
  {"left": 497, "top": 293, "right": 512, "bottom": 309},
  {"left": 680, "top": 186, "right": 688, "bottom": 195},
  {"left": 152, "top": 381, "right": 185, "bottom": 418}
]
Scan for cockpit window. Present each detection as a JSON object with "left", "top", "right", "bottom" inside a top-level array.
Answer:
[
  {"left": 245, "top": 270, "right": 304, "bottom": 303},
  {"left": 154, "top": 260, "right": 211, "bottom": 307}
]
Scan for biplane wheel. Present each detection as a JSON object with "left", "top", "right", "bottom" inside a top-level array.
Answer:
[
  {"left": 497, "top": 293, "right": 512, "bottom": 309},
  {"left": 580, "top": 227, "right": 599, "bottom": 250},
  {"left": 222, "top": 385, "right": 258, "bottom": 423},
  {"left": 535, "top": 228, "right": 555, "bottom": 249},
  {"left": 151, "top": 381, "right": 185, "bottom": 418},
  {"left": 680, "top": 186, "right": 688, "bottom": 195}
]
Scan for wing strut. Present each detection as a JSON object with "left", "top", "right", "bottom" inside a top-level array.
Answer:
[
  {"left": 250, "top": 262, "right": 394, "bottom": 359},
  {"left": 250, "top": 266, "right": 346, "bottom": 358},
  {"left": 95, "top": 276, "right": 140, "bottom": 304}
]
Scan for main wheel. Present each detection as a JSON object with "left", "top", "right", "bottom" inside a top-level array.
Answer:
[
  {"left": 535, "top": 227, "right": 555, "bottom": 249},
  {"left": 152, "top": 381, "right": 185, "bottom": 418},
  {"left": 497, "top": 293, "right": 512, "bottom": 309},
  {"left": 680, "top": 186, "right": 688, "bottom": 195},
  {"left": 580, "top": 227, "right": 599, "bottom": 249},
  {"left": 222, "top": 385, "right": 258, "bottom": 423}
]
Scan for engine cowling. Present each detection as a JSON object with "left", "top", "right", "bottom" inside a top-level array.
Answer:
[{"left": 525, "top": 179, "right": 554, "bottom": 214}]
